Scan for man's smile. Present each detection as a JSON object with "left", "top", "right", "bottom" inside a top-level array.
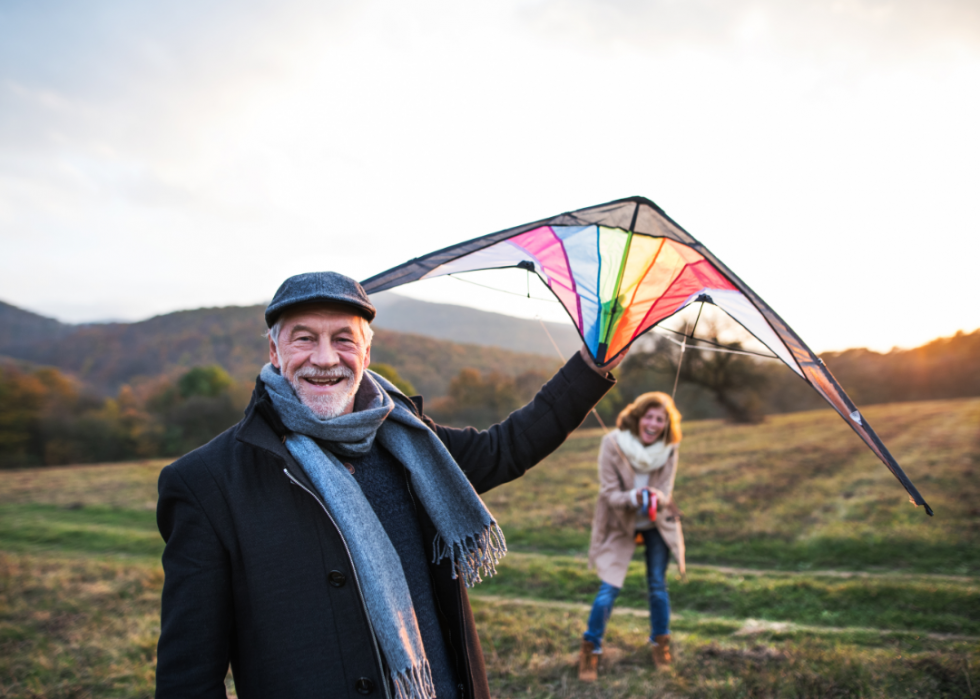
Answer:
[{"left": 303, "top": 375, "right": 346, "bottom": 387}]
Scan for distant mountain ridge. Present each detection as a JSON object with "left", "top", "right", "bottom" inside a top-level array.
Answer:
[
  {"left": 0, "top": 297, "right": 566, "bottom": 398},
  {"left": 370, "top": 292, "right": 580, "bottom": 358},
  {"left": 0, "top": 300, "right": 76, "bottom": 357}
]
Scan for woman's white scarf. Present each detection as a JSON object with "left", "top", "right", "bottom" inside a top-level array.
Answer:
[{"left": 615, "top": 428, "right": 673, "bottom": 473}]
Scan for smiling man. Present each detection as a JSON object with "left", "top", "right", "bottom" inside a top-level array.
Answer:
[
  {"left": 155, "top": 271, "right": 623, "bottom": 699},
  {"left": 269, "top": 303, "right": 374, "bottom": 419}
]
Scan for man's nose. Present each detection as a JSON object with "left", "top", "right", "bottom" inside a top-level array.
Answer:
[{"left": 309, "top": 339, "right": 339, "bottom": 367}]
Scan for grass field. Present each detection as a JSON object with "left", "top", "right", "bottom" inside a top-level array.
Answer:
[{"left": 1, "top": 399, "right": 978, "bottom": 697}]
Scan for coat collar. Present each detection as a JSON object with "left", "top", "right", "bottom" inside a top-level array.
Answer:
[
  {"left": 235, "top": 374, "right": 429, "bottom": 493},
  {"left": 235, "top": 376, "right": 318, "bottom": 491},
  {"left": 237, "top": 377, "right": 288, "bottom": 453},
  {"left": 602, "top": 432, "right": 636, "bottom": 490}
]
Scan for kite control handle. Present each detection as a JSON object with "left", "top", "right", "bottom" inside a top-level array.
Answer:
[{"left": 640, "top": 488, "right": 658, "bottom": 522}]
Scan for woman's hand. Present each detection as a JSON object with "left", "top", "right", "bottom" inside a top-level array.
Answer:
[{"left": 663, "top": 498, "right": 683, "bottom": 521}]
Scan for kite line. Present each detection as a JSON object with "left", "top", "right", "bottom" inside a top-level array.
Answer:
[
  {"left": 672, "top": 302, "right": 705, "bottom": 399},
  {"left": 537, "top": 316, "right": 609, "bottom": 432}
]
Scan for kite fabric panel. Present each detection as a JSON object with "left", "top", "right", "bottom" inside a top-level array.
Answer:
[{"left": 361, "top": 196, "right": 932, "bottom": 515}]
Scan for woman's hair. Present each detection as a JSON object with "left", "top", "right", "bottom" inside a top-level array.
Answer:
[{"left": 616, "top": 392, "right": 683, "bottom": 445}]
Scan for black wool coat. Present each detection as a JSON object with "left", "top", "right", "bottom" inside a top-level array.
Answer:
[{"left": 156, "top": 352, "right": 614, "bottom": 699}]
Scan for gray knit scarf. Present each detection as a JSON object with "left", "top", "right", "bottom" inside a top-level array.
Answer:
[{"left": 260, "top": 364, "right": 506, "bottom": 699}]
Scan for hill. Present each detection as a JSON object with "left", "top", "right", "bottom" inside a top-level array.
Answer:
[
  {"left": 370, "top": 291, "right": 580, "bottom": 357},
  {"left": 0, "top": 300, "right": 76, "bottom": 356},
  {"left": 1, "top": 295, "right": 976, "bottom": 413},
  {"left": 0, "top": 299, "right": 562, "bottom": 398}
]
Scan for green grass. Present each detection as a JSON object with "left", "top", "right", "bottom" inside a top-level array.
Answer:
[
  {"left": 475, "top": 552, "right": 980, "bottom": 636},
  {"left": 473, "top": 597, "right": 980, "bottom": 699},
  {"left": 1, "top": 399, "right": 978, "bottom": 697},
  {"left": 488, "top": 399, "right": 980, "bottom": 574},
  {"left": 0, "top": 504, "right": 161, "bottom": 558}
]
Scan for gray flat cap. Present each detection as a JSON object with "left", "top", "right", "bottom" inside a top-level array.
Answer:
[{"left": 265, "top": 272, "right": 376, "bottom": 327}]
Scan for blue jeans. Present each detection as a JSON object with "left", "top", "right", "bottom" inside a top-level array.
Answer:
[{"left": 583, "top": 527, "right": 671, "bottom": 648}]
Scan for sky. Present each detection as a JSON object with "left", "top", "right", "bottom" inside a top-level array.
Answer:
[{"left": 1, "top": 0, "right": 978, "bottom": 353}]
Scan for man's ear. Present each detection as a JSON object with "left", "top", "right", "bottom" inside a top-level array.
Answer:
[
  {"left": 269, "top": 337, "right": 280, "bottom": 369},
  {"left": 363, "top": 343, "right": 371, "bottom": 369}
]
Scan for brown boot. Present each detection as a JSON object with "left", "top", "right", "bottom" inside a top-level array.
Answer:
[
  {"left": 578, "top": 640, "right": 599, "bottom": 682},
  {"left": 651, "top": 634, "right": 672, "bottom": 668}
]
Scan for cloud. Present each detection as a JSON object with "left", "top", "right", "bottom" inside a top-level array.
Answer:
[
  {"left": 519, "top": 0, "right": 980, "bottom": 58},
  {"left": 0, "top": 0, "right": 977, "bottom": 353},
  {"left": 0, "top": 0, "right": 357, "bottom": 157}
]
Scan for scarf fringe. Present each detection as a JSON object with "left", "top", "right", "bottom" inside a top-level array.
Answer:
[
  {"left": 392, "top": 659, "right": 436, "bottom": 699},
  {"left": 432, "top": 523, "right": 507, "bottom": 588}
]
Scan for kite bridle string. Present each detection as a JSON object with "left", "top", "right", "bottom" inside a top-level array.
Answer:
[
  {"left": 672, "top": 301, "right": 705, "bottom": 400},
  {"left": 446, "top": 272, "right": 560, "bottom": 303}
]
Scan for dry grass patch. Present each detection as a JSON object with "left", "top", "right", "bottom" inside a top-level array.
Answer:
[
  {"left": 495, "top": 399, "right": 980, "bottom": 574},
  {"left": 0, "top": 552, "right": 162, "bottom": 698},
  {"left": 473, "top": 597, "right": 980, "bottom": 698},
  {"left": 0, "top": 461, "right": 166, "bottom": 511}
]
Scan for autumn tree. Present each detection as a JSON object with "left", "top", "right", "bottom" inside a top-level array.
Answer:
[
  {"left": 427, "top": 368, "right": 551, "bottom": 428},
  {"left": 148, "top": 365, "right": 241, "bottom": 456},
  {"left": 370, "top": 363, "right": 417, "bottom": 395}
]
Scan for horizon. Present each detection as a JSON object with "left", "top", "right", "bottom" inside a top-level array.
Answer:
[{"left": 4, "top": 291, "right": 976, "bottom": 356}]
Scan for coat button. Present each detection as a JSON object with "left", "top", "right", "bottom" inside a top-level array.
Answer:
[
  {"left": 355, "top": 677, "right": 374, "bottom": 694},
  {"left": 344, "top": 462, "right": 355, "bottom": 474},
  {"left": 328, "top": 570, "right": 347, "bottom": 587}
]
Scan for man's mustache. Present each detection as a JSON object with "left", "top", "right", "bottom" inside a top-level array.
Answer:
[{"left": 294, "top": 366, "right": 355, "bottom": 381}]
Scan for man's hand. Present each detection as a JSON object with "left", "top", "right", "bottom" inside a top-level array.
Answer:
[{"left": 579, "top": 345, "right": 628, "bottom": 376}]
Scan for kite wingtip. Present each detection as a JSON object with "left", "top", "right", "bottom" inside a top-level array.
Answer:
[{"left": 912, "top": 496, "right": 935, "bottom": 517}]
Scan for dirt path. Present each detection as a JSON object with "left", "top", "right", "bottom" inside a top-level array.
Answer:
[
  {"left": 504, "top": 550, "right": 980, "bottom": 584},
  {"left": 686, "top": 562, "right": 980, "bottom": 584},
  {"left": 470, "top": 593, "right": 980, "bottom": 643}
]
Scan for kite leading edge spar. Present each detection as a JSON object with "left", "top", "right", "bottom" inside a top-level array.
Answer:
[{"left": 361, "top": 196, "right": 932, "bottom": 515}]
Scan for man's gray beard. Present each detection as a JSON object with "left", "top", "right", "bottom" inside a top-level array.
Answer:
[{"left": 289, "top": 365, "right": 363, "bottom": 419}]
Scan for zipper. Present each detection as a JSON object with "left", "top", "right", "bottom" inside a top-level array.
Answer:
[
  {"left": 454, "top": 583, "right": 474, "bottom": 699},
  {"left": 402, "top": 469, "right": 470, "bottom": 699},
  {"left": 283, "top": 467, "right": 392, "bottom": 699}
]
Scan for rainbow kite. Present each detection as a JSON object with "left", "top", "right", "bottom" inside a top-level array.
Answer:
[{"left": 362, "top": 196, "right": 932, "bottom": 514}]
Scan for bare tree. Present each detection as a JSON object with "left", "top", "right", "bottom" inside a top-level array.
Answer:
[{"left": 632, "top": 320, "right": 772, "bottom": 424}]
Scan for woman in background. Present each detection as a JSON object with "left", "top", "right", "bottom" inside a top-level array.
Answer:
[{"left": 578, "top": 392, "right": 686, "bottom": 682}]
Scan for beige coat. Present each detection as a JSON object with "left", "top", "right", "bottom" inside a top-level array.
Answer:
[{"left": 587, "top": 431, "right": 686, "bottom": 587}]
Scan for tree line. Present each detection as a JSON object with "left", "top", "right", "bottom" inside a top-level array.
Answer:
[
  {"left": 1, "top": 328, "right": 976, "bottom": 467},
  {"left": 0, "top": 363, "right": 246, "bottom": 468},
  {"left": 426, "top": 327, "right": 980, "bottom": 429},
  {"left": 0, "top": 361, "right": 418, "bottom": 468},
  {"left": 604, "top": 327, "right": 980, "bottom": 425}
]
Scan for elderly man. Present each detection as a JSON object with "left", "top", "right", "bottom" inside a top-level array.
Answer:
[{"left": 156, "top": 272, "right": 623, "bottom": 699}]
